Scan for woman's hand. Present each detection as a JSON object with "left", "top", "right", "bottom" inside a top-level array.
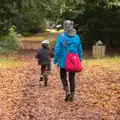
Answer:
[{"left": 55, "top": 63, "right": 59, "bottom": 69}]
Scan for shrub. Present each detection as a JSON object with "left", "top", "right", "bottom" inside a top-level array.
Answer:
[
  {"left": 22, "top": 32, "right": 32, "bottom": 37},
  {"left": 0, "top": 26, "right": 21, "bottom": 53}
]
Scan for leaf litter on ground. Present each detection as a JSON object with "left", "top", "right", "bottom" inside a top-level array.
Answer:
[{"left": 0, "top": 54, "right": 120, "bottom": 120}]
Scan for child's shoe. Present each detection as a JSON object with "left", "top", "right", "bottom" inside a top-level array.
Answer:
[{"left": 39, "top": 75, "right": 43, "bottom": 81}]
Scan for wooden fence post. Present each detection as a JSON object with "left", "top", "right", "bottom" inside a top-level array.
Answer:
[{"left": 92, "top": 45, "right": 106, "bottom": 58}]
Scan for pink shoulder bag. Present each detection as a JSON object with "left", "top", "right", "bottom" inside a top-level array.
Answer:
[{"left": 62, "top": 33, "right": 82, "bottom": 72}]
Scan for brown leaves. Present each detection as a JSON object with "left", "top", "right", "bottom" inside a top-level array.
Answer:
[{"left": 0, "top": 56, "right": 120, "bottom": 120}]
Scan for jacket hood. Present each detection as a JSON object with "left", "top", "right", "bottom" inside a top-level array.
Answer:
[
  {"left": 62, "top": 32, "right": 79, "bottom": 45},
  {"left": 65, "top": 29, "right": 76, "bottom": 37}
]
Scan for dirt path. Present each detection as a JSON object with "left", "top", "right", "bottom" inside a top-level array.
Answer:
[
  {"left": 0, "top": 32, "right": 120, "bottom": 120},
  {"left": 0, "top": 55, "right": 120, "bottom": 120},
  {"left": 21, "top": 32, "right": 59, "bottom": 50}
]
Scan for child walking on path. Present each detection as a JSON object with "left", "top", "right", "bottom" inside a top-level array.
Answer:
[
  {"left": 54, "top": 20, "right": 82, "bottom": 101},
  {"left": 36, "top": 40, "right": 52, "bottom": 82}
]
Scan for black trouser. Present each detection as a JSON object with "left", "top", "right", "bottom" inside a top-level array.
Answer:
[
  {"left": 60, "top": 68, "right": 75, "bottom": 93},
  {"left": 41, "top": 64, "right": 51, "bottom": 75}
]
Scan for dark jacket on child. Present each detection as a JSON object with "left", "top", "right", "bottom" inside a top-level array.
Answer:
[{"left": 36, "top": 47, "right": 51, "bottom": 65}]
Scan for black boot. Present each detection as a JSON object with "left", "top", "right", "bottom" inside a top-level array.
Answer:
[
  {"left": 65, "top": 94, "right": 70, "bottom": 101},
  {"left": 69, "top": 92, "right": 74, "bottom": 102},
  {"left": 64, "top": 86, "right": 70, "bottom": 101}
]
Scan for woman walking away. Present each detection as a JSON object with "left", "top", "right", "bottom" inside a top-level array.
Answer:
[{"left": 54, "top": 20, "right": 82, "bottom": 102}]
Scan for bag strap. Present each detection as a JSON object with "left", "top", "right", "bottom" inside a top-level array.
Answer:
[
  {"left": 62, "top": 33, "right": 69, "bottom": 54},
  {"left": 62, "top": 33, "right": 66, "bottom": 47}
]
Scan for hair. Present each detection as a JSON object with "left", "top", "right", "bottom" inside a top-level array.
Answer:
[
  {"left": 63, "top": 20, "right": 74, "bottom": 31},
  {"left": 42, "top": 43, "right": 50, "bottom": 49}
]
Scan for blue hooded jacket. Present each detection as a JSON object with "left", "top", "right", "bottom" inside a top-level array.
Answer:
[{"left": 54, "top": 32, "right": 82, "bottom": 68}]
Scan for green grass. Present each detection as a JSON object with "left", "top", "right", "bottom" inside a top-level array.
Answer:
[
  {"left": 83, "top": 56, "right": 120, "bottom": 71},
  {"left": 0, "top": 56, "right": 119, "bottom": 71},
  {"left": 20, "top": 29, "right": 60, "bottom": 41},
  {"left": 20, "top": 36, "right": 46, "bottom": 41},
  {"left": 46, "top": 29, "right": 64, "bottom": 33},
  {"left": 20, "top": 30, "right": 50, "bottom": 41},
  {"left": 0, "top": 57, "right": 23, "bottom": 68},
  {"left": 50, "top": 39, "right": 57, "bottom": 46}
]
